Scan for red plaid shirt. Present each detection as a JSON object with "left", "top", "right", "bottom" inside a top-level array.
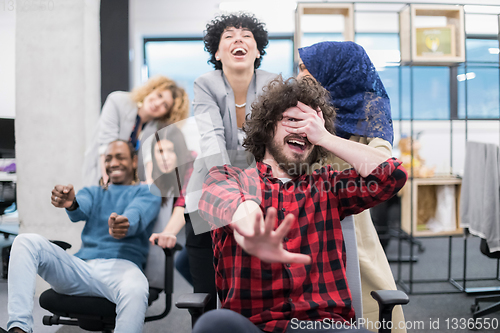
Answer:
[{"left": 199, "top": 158, "right": 407, "bottom": 333}]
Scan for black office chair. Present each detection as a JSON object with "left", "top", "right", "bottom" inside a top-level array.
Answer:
[
  {"left": 0, "top": 181, "right": 16, "bottom": 217},
  {"left": 470, "top": 238, "right": 500, "bottom": 319},
  {"left": 176, "top": 216, "right": 410, "bottom": 333},
  {"left": 39, "top": 241, "right": 182, "bottom": 332},
  {"left": 0, "top": 180, "right": 16, "bottom": 279},
  {"left": 176, "top": 291, "right": 408, "bottom": 333}
]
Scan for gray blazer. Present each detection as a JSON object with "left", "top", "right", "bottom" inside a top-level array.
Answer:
[
  {"left": 82, "top": 91, "right": 158, "bottom": 186},
  {"left": 185, "top": 69, "right": 276, "bottom": 212}
]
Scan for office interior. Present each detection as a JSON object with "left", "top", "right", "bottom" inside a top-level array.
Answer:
[{"left": 1, "top": 0, "right": 500, "bottom": 332}]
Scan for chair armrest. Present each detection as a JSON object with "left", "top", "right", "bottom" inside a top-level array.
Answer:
[
  {"left": 176, "top": 293, "right": 212, "bottom": 328},
  {"left": 176, "top": 293, "right": 211, "bottom": 309},
  {"left": 370, "top": 290, "right": 409, "bottom": 307},
  {"left": 50, "top": 240, "right": 72, "bottom": 251},
  {"left": 371, "top": 290, "right": 409, "bottom": 333}
]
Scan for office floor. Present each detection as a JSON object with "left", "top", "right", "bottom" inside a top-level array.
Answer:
[{"left": 1, "top": 232, "right": 500, "bottom": 332}]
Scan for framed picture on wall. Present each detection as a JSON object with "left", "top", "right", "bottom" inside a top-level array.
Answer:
[{"left": 415, "top": 26, "right": 455, "bottom": 57}]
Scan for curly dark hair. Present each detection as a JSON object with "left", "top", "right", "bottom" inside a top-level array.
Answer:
[
  {"left": 204, "top": 13, "right": 269, "bottom": 70},
  {"left": 243, "top": 76, "right": 336, "bottom": 162}
]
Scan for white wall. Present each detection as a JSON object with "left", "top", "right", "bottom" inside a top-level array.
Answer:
[
  {"left": 16, "top": 0, "right": 100, "bottom": 246},
  {"left": 15, "top": 0, "right": 101, "bottom": 294}
]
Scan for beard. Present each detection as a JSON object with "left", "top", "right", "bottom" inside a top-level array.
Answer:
[{"left": 267, "top": 135, "right": 318, "bottom": 177}]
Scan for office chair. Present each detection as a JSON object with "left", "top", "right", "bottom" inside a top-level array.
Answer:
[
  {"left": 39, "top": 241, "right": 182, "bottom": 332},
  {"left": 0, "top": 180, "right": 16, "bottom": 279},
  {"left": 470, "top": 238, "right": 500, "bottom": 319},
  {"left": 176, "top": 216, "right": 409, "bottom": 333}
]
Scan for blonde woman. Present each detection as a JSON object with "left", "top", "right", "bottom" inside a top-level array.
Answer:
[{"left": 83, "top": 75, "right": 189, "bottom": 186}]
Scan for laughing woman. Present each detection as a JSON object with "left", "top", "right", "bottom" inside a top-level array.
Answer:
[
  {"left": 83, "top": 75, "right": 189, "bottom": 186},
  {"left": 182, "top": 13, "right": 276, "bottom": 311}
]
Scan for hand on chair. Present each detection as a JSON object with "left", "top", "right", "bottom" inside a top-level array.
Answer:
[
  {"left": 108, "top": 213, "right": 130, "bottom": 239},
  {"left": 150, "top": 232, "right": 177, "bottom": 249},
  {"left": 51, "top": 184, "right": 75, "bottom": 209}
]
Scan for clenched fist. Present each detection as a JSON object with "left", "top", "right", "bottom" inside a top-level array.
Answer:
[
  {"left": 108, "top": 213, "right": 130, "bottom": 239},
  {"left": 51, "top": 184, "right": 75, "bottom": 209}
]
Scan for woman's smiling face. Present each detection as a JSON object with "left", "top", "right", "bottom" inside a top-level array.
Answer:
[{"left": 215, "top": 27, "right": 260, "bottom": 72}]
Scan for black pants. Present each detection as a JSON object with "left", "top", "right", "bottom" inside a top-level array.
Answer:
[
  {"left": 185, "top": 212, "right": 217, "bottom": 311},
  {"left": 193, "top": 309, "right": 372, "bottom": 333}
]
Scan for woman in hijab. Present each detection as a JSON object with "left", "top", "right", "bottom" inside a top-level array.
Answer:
[{"left": 298, "top": 41, "right": 405, "bottom": 333}]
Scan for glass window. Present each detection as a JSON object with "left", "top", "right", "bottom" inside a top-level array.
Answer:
[
  {"left": 259, "top": 38, "right": 293, "bottom": 79},
  {"left": 145, "top": 39, "right": 211, "bottom": 108},
  {"left": 466, "top": 38, "right": 499, "bottom": 63},
  {"left": 410, "top": 67, "right": 450, "bottom": 120},
  {"left": 301, "top": 33, "right": 344, "bottom": 48},
  {"left": 458, "top": 65, "right": 500, "bottom": 119},
  {"left": 145, "top": 37, "right": 294, "bottom": 114}
]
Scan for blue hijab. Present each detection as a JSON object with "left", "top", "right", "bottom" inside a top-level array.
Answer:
[{"left": 298, "top": 41, "right": 393, "bottom": 145}]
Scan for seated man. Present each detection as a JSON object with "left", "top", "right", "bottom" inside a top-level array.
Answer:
[
  {"left": 195, "top": 77, "right": 407, "bottom": 333},
  {"left": 3, "top": 140, "right": 161, "bottom": 333}
]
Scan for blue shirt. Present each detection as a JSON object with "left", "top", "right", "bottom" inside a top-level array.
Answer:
[{"left": 66, "top": 184, "right": 161, "bottom": 269}]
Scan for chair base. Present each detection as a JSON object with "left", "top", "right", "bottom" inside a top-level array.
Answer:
[{"left": 471, "top": 294, "right": 500, "bottom": 319}]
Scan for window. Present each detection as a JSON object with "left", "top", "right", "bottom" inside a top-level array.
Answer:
[
  {"left": 144, "top": 36, "right": 294, "bottom": 114},
  {"left": 354, "top": 33, "right": 500, "bottom": 120},
  {"left": 457, "top": 37, "right": 500, "bottom": 119}
]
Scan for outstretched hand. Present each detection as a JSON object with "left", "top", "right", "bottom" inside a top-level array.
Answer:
[
  {"left": 51, "top": 184, "right": 75, "bottom": 209},
  {"left": 281, "top": 101, "right": 329, "bottom": 146},
  {"left": 232, "top": 207, "right": 311, "bottom": 265}
]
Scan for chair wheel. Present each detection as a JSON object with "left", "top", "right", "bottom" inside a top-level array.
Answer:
[
  {"left": 418, "top": 244, "right": 425, "bottom": 253},
  {"left": 470, "top": 304, "right": 480, "bottom": 313}
]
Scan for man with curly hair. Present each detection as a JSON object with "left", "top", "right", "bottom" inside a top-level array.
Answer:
[{"left": 194, "top": 77, "right": 407, "bottom": 333}]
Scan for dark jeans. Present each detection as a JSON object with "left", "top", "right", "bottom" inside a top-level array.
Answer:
[
  {"left": 193, "top": 309, "right": 372, "bottom": 333},
  {"left": 185, "top": 212, "right": 217, "bottom": 312},
  {"left": 175, "top": 247, "right": 193, "bottom": 285},
  {"left": 186, "top": 244, "right": 217, "bottom": 311}
]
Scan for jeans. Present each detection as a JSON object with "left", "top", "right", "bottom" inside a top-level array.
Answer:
[
  {"left": 193, "top": 309, "right": 372, "bottom": 333},
  {"left": 7, "top": 234, "right": 149, "bottom": 333},
  {"left": 175, "top": 246, "right": 193, "bottom": 285}
]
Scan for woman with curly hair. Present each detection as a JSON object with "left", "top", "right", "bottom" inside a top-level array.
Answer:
[
  {"left": 177, "top": 12, "right": 276, "bottom": 312},
  {"left": 83, "top": 75, "right": 189, "bottom": 186}
]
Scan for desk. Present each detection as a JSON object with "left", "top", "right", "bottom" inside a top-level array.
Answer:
[{"left": 0, "top": 171, "right": 16, "bottom": 182}]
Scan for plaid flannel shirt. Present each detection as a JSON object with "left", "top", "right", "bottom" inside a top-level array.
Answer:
[{"left": 199, "top": 157, "right": 407, "bottom": 333}]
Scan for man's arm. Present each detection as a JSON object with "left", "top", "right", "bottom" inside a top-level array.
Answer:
[
  {"left": 283, "top": 102, "right": 407, "bottom": 218},
  {"left": 53, "top": 185, "right": 93, "bottom": 222},
  {"left": 282, "top": 101, "right": 388, "bottom": 177},
  {"left": 200, "top": 166, "right": 311, "bottom": 264},
  {"left": 149, "top": 206, "right": 186, "bottom": 248},
  {"left": 120, "top": 185, "right": 162, "bottom": 237}
]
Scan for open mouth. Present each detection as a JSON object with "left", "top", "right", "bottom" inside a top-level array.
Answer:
[
  {"left": 285, "top": 137, "right": 309, "bottom": 153},
  {"left": 231, "top": 47, "right": 247, "bottom": 57}
]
